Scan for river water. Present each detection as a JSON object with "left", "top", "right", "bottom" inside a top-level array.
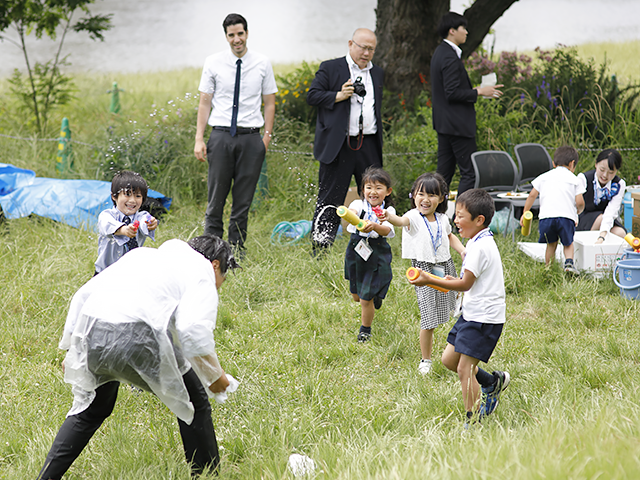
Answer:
[{"left": 1, "top": 0, "right": 639, "bottom": 76}]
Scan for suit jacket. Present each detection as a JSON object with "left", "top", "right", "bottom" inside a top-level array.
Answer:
[
  {"left": 430, "top": 41, "right": 477, "bottom": 138},
  {"left": 307, "top": 57, "right": 384, "bottom": 164}
]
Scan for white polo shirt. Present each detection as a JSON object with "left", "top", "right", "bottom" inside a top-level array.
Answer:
[
  {"left": 532, "top": 166, "right": 585, "bottom": 222},
  {"left": 198, "top": 49, "right": 277, "bottom": 128},
  {"left": 460, "top": 228, "right": 506, "bottom": 324}
]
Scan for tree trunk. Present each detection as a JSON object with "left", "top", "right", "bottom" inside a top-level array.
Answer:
[{"left": 375, "top": 0, "right": 519, "bottom": 103}]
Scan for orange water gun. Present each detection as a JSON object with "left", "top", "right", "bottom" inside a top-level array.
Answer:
[{"left": 406, "top": 267, "right": 450, "bottom": 293}]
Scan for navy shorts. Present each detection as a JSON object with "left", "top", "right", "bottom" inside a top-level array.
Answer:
[
  {"left": 447, "top": 315, "right": 503, "bottom": 363},
  {"left": 538, "top": 217, "right": 575, "bottom": 246}
]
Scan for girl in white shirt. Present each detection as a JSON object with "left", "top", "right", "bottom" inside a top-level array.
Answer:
[{"left": 381, "top": 173, "right": 465, "bottom": 374}]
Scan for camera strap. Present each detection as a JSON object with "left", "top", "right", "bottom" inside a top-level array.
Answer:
[{"left": 347, "top": 101, "right": 364, "bottom": 151}]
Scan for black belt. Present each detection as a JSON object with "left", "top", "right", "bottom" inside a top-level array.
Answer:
[{"left": 213, "top": 126, "right": 260, "bottom": 135}]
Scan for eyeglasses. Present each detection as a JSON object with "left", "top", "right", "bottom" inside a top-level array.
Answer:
[{"left": 352, "top": 39, "right": 375, "bottom": 53}]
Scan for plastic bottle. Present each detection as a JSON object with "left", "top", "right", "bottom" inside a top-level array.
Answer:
[{"left": 521, "top": 211, "right": 533, "bottom": 236}]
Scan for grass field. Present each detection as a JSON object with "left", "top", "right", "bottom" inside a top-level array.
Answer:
[
  {"left": 2, "top": 147, "right": 640, "bottom": 479},
  {"left": 2, "top": 40, "right": 640, "bottom": 479}
]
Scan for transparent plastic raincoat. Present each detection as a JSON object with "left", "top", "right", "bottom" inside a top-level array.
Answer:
[{"left": 60, "top": 239, "right": 223, "bottom": 424}]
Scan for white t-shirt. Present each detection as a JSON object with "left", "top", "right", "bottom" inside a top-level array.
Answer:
[
  {"left": 532, "top": 166, "right": 586, "bottom": 222},
  {"left": 346, "top": 199, "right": 395, "bottom": 238},
  {"left": 402, "top": 209, "right": 452, "bottom": 263},
  {"left": 460, "top": 228, "right": 506, "bottom": 324},
  {"left": 198, "top": 49, "right": 278, "bottom": 128}
]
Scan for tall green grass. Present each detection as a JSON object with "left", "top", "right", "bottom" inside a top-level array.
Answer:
[
  {"left": 2, "top": 41, "right": 640, "bottom": 479},
  {"left": 2, "top": 149, "right": 640, "bottom": 478}
]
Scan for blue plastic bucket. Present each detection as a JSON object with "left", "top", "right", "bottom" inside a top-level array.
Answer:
[
  {"left": 622, "top": 248, "right": 640, "bottom": 261},
  {"left": 613, "top": 259, "right": 640, "bottom": 300}
]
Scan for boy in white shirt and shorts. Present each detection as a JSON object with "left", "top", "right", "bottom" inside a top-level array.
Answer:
[
  {"left": 409, "top": 189, "right": 509, "bottom": 426},
  {"left": 520, "top": 146, "right": 586, "bottom": 274}
]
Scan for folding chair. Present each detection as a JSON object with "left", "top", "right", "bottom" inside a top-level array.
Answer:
[
  {"left": 514, "top": 143, "right": 553, "bottom": 192},
  {"left": 470, "top": 150, "right": 520, "bottom": 239}
]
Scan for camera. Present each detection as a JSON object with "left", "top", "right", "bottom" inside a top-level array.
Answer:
[{"left": 352, "top": 76, "right": 366, "bottom": 97}]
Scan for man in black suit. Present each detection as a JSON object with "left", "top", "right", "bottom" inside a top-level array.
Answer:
[
  {"left": 431, "top": 12, "right": 503, "bottom": 195},
  {"left": 307, "top": 28, "right": 384, "bottom": 252}
]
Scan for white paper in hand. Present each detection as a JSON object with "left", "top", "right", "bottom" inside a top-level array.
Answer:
[{"left": 212, "top": 374, "right": 239, "bottom": 404}]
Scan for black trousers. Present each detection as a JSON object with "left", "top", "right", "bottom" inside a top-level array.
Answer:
[
  {"left": 37, "top": 369, "right": 219, "bottom": 479},
  {"left": 436, "top": 133, "right": 477, "bottom": 195},
  {"left": 205, "top": 128, "right": 266, "bottom": 248},
  {"left": 311, "top": 134, "right": 382, "bottom": 249}
]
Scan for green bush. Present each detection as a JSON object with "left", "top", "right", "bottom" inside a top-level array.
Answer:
[{"left": 274, "top": 61, "right": 318, "bottom": 130}]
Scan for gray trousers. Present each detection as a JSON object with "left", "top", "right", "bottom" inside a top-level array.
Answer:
[{"left": 205, "top": 128, "right": 265, "bottom": 247}]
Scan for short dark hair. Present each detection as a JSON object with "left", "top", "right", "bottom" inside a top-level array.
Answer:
[
  {"left": 360, "top": 166, "right": 393, "bottom": 206},
  {"left": 111, "top": 170, "right": 148, "bottom": 205},
  {"left": 456, "top": 189, "right": 494, "bottom": 227},
  {"left": 553, "top": 145, "right": 578, "bottom": 167},
  {"left": 410, "top": 172, "right": 449, "bottom": 214},
  {"left": 187, "top": 234, "right": 240, "bottom": 275},
  {"left": 438, "top": 12, "right": 468, "bottom": 39},
  {"left": 595, "top": 148, "right": 622, "bottom": 171},
  {"left": 223, "top": 13, "right": 247, "bottom": 33}
]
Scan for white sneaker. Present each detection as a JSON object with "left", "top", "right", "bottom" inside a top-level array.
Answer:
[{"left": 418, "top": 359, "right": 433, "bottom": 375}]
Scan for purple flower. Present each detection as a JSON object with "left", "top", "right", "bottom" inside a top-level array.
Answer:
[{"left": 533, "top": 102, "right": 537, "bottom": 108}]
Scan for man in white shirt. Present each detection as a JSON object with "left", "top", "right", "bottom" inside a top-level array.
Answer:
[
  {"left": 307, "top": 28, "right": 384, "bottom": 254},
  {"left": 194, "top": 13, "right": 277, "bottom": 254}
]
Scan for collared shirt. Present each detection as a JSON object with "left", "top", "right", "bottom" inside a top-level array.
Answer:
[
  {"left": 532, "top": 166, "right": 586, "bottom": 222},
  {"left": 345, "top": 53, "right": 377, "bottom": 136},
  {"left": 198, "top": 49, "right": 278, "bottom": 128},
  {"left": 95, "top": 207, "right": 155, "bottom": 273},
  {"left": 443, "top": 39, "right": 462, "bottom": 59},
  {"left": 577, "top": 171, "right": 626, "bottom": 233},
  {"left": 460, "top": 228, "right": 506, "bottom": 324},
  {"left": 346, "top": 199, "right": 396, "bottom": 239}
]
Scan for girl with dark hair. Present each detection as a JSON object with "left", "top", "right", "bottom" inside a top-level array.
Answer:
[
  {"left": 381, "top": 172, "right": 466, "bottom": 374},
  {"left": 344, "top": 167, "right": 396, "bottom": 343},
  {"left": 576, "top": 148, "right": 627, "bottom": 242}
]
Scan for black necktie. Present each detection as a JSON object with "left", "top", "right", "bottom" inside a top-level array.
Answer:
[
  {"left": 230, "top": 58, "right": 242, "bottom": 137},
  {"left": 122, "top": 216, "right": 139, "bottom": 252}
]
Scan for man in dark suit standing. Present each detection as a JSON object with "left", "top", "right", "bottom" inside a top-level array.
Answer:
[
  {"left": 431, "top": 12, "right": 503, "bottom": 195},
  {"left": 307, "top": 28, "right": 384, "bottom": 253}
]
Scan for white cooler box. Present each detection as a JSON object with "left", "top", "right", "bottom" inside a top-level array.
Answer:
[{"left": 518, "top": 231, "right": 627, "bottom": 278}]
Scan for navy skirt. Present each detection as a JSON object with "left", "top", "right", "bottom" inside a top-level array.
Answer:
[{"left": 344, "top": 234, "right": 393, "bottom": 301}]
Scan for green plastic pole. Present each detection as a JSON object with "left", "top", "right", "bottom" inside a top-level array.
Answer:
[
  {"left": 56, "top": 117, "right": 73, "bottom": 174},
  {"left": 108, "top": 81, "right": 122, "bottom": 114}
]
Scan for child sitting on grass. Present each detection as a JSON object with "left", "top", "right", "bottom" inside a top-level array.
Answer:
[
  {"left": 95, "top": 170, "right": 158, "bottom": 274},
  {"left": 381, "top": 172, "right": 465, "bottom": 375},
  {"left": 519, "top": 146, "right": 585, "bottom": 274},
  {"left": 409, "top": 189, "right": 509, "bottom": 425},
  {"left": 344, "top": 167, "right": 395, "bottom": 343}
]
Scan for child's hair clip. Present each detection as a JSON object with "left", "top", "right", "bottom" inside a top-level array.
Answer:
[{"left": 408, "top": 192, "right": 413, "bottom": 199}]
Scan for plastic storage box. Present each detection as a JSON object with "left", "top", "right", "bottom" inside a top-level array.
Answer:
[{"left": 573, "top": 231, "right": 627, "bottom": 277}]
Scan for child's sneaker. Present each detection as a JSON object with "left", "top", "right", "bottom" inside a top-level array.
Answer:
[
  {"left": 357, "top": 331, "right": 371, "bottom": 343},
  {"left": 418, "top": 359, "right": 433, "bottom": 375},
  {"left": 479, "top": 370, "right": 510, "bottom": 417},
  {"left": 564, "top": 259, "right": 579, "bottom": 275}
]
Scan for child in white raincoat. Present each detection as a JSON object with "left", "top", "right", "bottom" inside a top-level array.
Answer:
[{"left": 37, "top": 235, "right": 239, "bottom": 479}]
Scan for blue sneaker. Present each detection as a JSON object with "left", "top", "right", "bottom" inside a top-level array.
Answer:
[{"left": 479, "top": 371, "right": 510, "bottom": 417}]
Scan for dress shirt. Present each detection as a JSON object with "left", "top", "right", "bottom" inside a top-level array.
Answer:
[
  {"left": 443, "top": 39, "right": 462, "bottom": 59},
  {"left": 345, "top": 53, "right": 377, "bottom": 136},
  {"left": 198, "top": 50, "right": 277, "bottom": 128}
]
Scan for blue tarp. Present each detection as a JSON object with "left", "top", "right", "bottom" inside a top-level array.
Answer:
[{"left": 0, "top": 163, "right": 171, "bottom": 231}]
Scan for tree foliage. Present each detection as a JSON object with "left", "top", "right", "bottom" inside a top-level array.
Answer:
[
  {"left": 375, "top": 0, "right": 518, "bottom": 103},
  {"left": 0, "top": 0, "right": 112, "bottom": 134}
]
